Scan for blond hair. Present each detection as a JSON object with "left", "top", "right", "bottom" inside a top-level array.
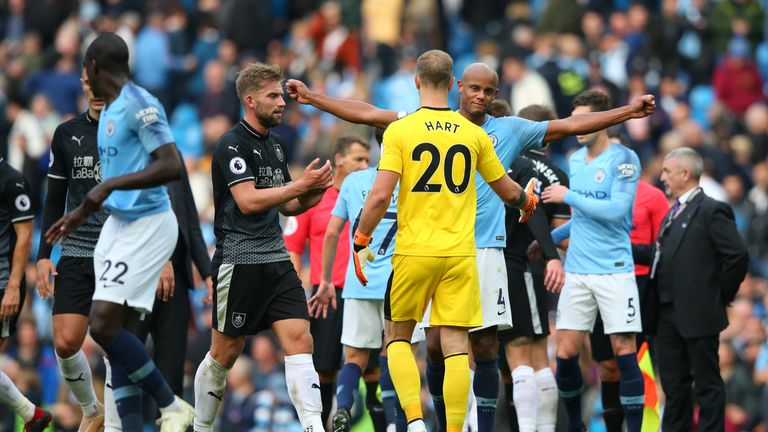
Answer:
[{"left": 235, "top": 63, "right": 283, "bottom": 102}]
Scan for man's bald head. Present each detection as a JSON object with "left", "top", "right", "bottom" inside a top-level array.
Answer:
[
  {"left": 416, "top": 50, "right": 454, "bottom": 89},
  {"left": 461, "top": 63, "right": 499, "bottom": 87}
]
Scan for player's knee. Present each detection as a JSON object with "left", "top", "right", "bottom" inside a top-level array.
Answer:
[
  {"left": 470, "top": 330, "right": 499, "bottom": 361},
  {"left": 599, "top": 360, "right": 621, "bottom": 382},
  {"left": 88, "top": 315, "right": 118, "bottom": 347},
  {"left": 54, "top": 335, "right": 83, "bottom": 358},
  {"left": 610, "top": 332, "right": 637, "bottom": 356},
  {"left": 345, "top": 348, "right": 369, "bottom": 370},
  {"left": 556, "top": 339, "right": 580, "bottom": 359},
  {"left": 283, "top": 328, "right": 314, "bottom": 356}
]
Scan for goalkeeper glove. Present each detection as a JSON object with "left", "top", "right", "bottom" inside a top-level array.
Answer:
[
  {"left": 518, "top": 178, "right": 539, "bottom": 223},
  {"left": 353, "top": 230, "right": 375, "bottom": 286}
]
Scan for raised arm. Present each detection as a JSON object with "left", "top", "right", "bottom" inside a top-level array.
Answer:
[
  {"left": 286, "top": 79, "right": 399, "bottom": 129},
  {"left": 544, "top": 95, "right": 656, "bottom": 142}
]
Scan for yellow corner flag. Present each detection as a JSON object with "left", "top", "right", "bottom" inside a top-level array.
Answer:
[{"left": 637, "top": 342, "right": 660, "bottom": 432}]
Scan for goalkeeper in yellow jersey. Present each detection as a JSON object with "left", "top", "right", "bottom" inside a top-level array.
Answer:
[{"left": 351, "top": 49, "right": 537, "bottom": 432}]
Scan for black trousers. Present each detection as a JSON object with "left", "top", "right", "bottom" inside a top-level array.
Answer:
[
  {"left": 655, "top": 303, "right": 725, "bottom": 432},
  {"left": 135, "top": 281, "right": 191, "bottom": 395}
]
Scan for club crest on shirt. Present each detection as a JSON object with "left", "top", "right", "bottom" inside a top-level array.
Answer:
[
  {"left": 232, "top": 312, "right": 246, "bottom": 328},
  {"left": 49, "top": 149, "right": 54, "bottom": 168},
  {"left": 229, "top": 157, "right": 246, "bottom": 175},
  {"left": 273, "top": 168, "right": 285, "bottom": 187},
  {"left": 15, "top": 194, "right": 30, "bottom": 211},
  {"left": 106, "top": 120, "right": 116, "bottom": 137},
  {"left": 273, "top": 143, "right": 285, "bottom": 162},
  {"left": 489, "top": 134, "right": 498, "bottom": 147},
  {"left": 593, "top": 169, "right": 606, "bottom": 183}
]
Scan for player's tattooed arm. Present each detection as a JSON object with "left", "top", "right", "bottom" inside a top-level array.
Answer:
[
  {"left": 285, "top": 79, "right": 398, "bottom": 129},
  {"left": 543, "top": 95, "right": 656, "bottom": 142}
]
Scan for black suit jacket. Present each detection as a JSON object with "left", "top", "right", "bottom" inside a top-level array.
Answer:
[
  {"left": 167, "top": 157, "right": 211, "bottom": 289},
  {"left": 644, "top": 190, "right": 748, "bottom": 338}
]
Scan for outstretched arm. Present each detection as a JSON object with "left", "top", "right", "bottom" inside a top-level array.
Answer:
[
  {"left": 46, "top": 143, "right": 182, "bottom": 244},
  {"left": 544, "top": 95, "right": 656, "bottom": 142},
  {"left": 286, "top": 79, "right": 399, "bottom": 129}
]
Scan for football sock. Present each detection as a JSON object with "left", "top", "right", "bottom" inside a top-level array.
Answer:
[
  {"left": 109, "top": 359, "right": 142, "bottom": 432},
  {"left": 556, "top": 355, "right": 585, "bottom": 432},
  {"left": 103, "top": 329, "right": 174, "bottom": 408},
  {"left": 103, "top": 357, "right": 121, "bottom": 431},
  {"left": 387, "top": 341, "right": 423, "bottom": 424},
  {"left": 443, "top": 353, "right": 470, "bottom": 432},
  {"left": 379, "top": 355, "right": 398, "bottom": 426},
  {"left": 512, "top": 366, "right": 537, "bottom": 432},
  {"left": 425, "top": 359, "right": 446, "bottom": 432},
  {"left": 336, "top": 363, "right": 362, "bottom": 411},
  {"left": 0, "top": 370, "right": 35, "bottom": 421},
  {"left": 57, "top": 350, "right": 100, "bottom": 416},
  {"left": 535, "top": 368, "right": 558, "bottom": 432},
  {"left": 285, "top": 353, "right": 324, "bottom": 431},
  {"left": 473, "top": 357, "right": 499, "bottom": 432},
  {"left": 193, "top": 352, "right": 229, "bottom": 432},
  {"left": 616, "top": 353, "right": 645, "bottom": 432}
]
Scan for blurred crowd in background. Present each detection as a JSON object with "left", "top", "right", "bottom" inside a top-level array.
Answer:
[{"left": 2, "top": 0, "right": 768, "bottom": 430}]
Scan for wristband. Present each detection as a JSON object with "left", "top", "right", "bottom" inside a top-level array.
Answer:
[
  {"left": 353, "top": 230, "right": 372, "bottom": 251},
  {"left": 515, "top": 191, "right": 528, "bottom": 208}
]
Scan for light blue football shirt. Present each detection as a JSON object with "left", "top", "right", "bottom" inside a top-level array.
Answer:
[
  {"left": 333, "top": 167, "right": 399, "bottom": 300},
  {"left": 475, "top": 115, "right": 548, "bottom": 248},
  {"left": 98, "top": 82, "right": 175, "bottom": 219},
  {"left": 552, "top": 143, "right": 641, "bottom": 274}
]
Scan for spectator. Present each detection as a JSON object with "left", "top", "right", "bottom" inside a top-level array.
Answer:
[
  {"left": 308, "top": 1, "right": 362, "bottom": 74},
  {"left": 133, "top": 9, "right": 171, "bottom": 106},
  {"left": 744, "top": 103, "right": 768, "bottom": 164},
  {"left": 713, "top": 37, "right": 764, "bottom": 118},
  {"left": 499, "top": 49, "right": 554, "bottom": 115},
  {"left": 720, "top": 342, "right": 759, "bottom": 431}
]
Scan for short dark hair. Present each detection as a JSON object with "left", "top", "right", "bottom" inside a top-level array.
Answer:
[
  {"left": 334, "top": 135, "right": 370, "bottom": 156},
  {"left": 517, "top": 104, "right": 558, "bottom": 121},
  {"left": 416, "top": 50, "right": 453, "bottom": 89},
  {"left": 572, "top": 89, "right": 611, "bottom": 113},
  {"left": 84, "top": 33, "right": 130, "bottom": 75},
  {"left": 488, "top": 100, "right": 513, "bottom": 118}
]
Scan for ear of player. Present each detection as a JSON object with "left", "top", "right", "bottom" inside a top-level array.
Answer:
[
  {"left": 518, "top": 178, "right": 539, "bottom": 223},
  {"left": 353, "top": 230, "right": 374, "bottom": 286}
]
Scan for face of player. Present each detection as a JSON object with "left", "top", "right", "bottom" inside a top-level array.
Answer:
[
  {"left": 458, "top": 71, "right": 499, "bottom": 119},
  {"left": 83, "top": 59, "right": 107, "bottom": 100},
  {"left": 81, "top": 69, "right": 106, "bottom": 113},
  {"left": 335, "top": 142, "right": 370, "bottom": 176},
  {"left": 248, "top": 80, "right": 286, "bottom": 128},
  {"left": 572, "top": 105, "right": 600, "bottom": 146},
  {"left": 660, "top": 156, "right": 688, "bottom": 198}
]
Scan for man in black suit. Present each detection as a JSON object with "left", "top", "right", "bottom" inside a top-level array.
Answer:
[
  {"left": 647, "top": 147, "right": 748, "bottom": 432},
  {"left": 137, "top": 154, "right": 212, "bottom": 395}
]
